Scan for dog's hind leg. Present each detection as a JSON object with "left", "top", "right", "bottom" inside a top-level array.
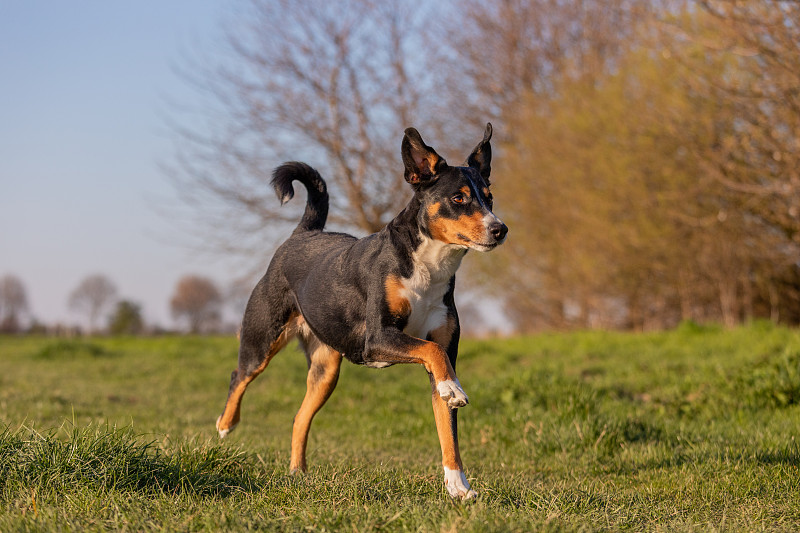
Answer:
[
  {"left": 216, "top": 292, "right": 301, "bottom": 438},
  {"left": 290, "top": 333, "right": 342, "bottom": 473}
]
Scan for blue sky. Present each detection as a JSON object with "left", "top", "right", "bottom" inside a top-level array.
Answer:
[{"left": 0, "top": 1, "right": 234, "bottom": 328}]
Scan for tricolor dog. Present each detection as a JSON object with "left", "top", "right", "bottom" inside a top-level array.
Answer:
[{"left": 216, "top": 124, "right": 507, "bottom": 499}]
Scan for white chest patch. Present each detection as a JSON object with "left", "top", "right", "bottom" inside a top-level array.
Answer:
[
  {"left": 401, "top": 277, "right": 450, "bottom": 339},
  {"left": 399, "top": 236, "right": 466, "bottom": 339}
]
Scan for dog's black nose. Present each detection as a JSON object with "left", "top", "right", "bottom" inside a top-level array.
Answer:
[{"left": 489, "top": 221, "right": 508, "bottom": 241}]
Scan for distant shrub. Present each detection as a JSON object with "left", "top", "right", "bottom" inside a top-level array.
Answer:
[
  {"left": 34, "top": 340, "right": 117, "bottom": 359},
  {"left": 675, "top": 320, "right": 723, "bottom": 335}
]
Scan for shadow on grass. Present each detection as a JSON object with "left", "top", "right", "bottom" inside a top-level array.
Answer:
[
  {"left": 607, "top": 440, "right": 800, "bottom": 477},
  {"left": 753, "top": 445, "right": 800, "bottom": 466}
]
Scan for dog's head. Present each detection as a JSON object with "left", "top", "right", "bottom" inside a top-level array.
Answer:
[{"left": 402, "top": 123, "right": 508, "bottom": 251}]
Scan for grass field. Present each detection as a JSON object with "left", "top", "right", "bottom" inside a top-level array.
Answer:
[{"left": 2, "top": 322, "right": 800, "bottom": 531}]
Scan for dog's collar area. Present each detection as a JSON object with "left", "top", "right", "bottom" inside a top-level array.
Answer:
[{"left": 412, "top": 233, "right": 467, "bottom": 282}]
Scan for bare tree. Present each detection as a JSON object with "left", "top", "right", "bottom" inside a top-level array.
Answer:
[
  {"left": 166, "top": 0, "right": 445, "bottom": 265},
  {"left": 68, "top": 274, "right": 118, "bottom": 334},
  {"left": 0, "top": 274, "right": 29, "bottom": 333},
  {"left": 658, "top": 0, "right": 800, "bottom": 321},
  {"left": 442, "top": 0, "right": 652, "bottom": 137},
  {"left": 670, "top": 0, "right": 800, "bottom": 231},
  {"left": 170, "top": 275, "right": 223, "bottom": 334}
]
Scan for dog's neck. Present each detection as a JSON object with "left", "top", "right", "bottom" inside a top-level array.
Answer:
[
  {"left": 387, "top": 196, "right": 467, "bottom": 284},
  {"left": 413, "top": 233, "right": 466, "bottom": 283}
]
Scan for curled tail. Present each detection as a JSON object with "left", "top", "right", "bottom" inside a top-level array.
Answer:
[{"left": 271, "top": 162, "right": 329, "bottom": 232}]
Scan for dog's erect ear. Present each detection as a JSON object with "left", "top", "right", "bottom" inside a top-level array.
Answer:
[
  {"left": 467, "top": 122, "right": 493, "bottom": 183},
  {"left": 402, "top": 128, "right": 447, "bottom": 185}
]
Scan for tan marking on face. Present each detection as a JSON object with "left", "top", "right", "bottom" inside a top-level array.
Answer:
[
  {"left": 385, "top": 274, "right": 411, "bottom": 317},
  {"left": 460, "top": 185, "right": 471, "bottom": 196},
  {"left": 428, "top": 201, "right": 468, "bottom": 245},
  {"left": 429, "top": 211, "right": 486, "bottom": 246},
  {"left": 482, "top": 186, "right": 490, "bottom": 197},
  {"left": 427, "top": 201, "right": 442, "bottom": 218}
]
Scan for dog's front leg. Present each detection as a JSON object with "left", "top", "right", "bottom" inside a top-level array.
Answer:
[
  {"left": 364, "top": 327, "right": 476, "bottom": 499},
  {"left": 427, "top": 315, "right": 476, "bottom": 500},
  {"left": 364, "top": 329, "right": 468, "bottom": 408},
  {"left": 429, "top": 378, "right": 477, "bottom": 500}
]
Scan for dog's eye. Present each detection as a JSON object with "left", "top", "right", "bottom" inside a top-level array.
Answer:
[{"left": 451, "top": 194, "right": 468, "bottom": 205}]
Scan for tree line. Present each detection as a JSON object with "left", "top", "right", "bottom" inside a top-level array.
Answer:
[
  {"left": 7, "top": 2, "right": 795, "bottom": 336},
  {"left": 165, "top": 0, "right": 800, "bottom": 332},
  {"left": 481, "top": 0, "right": 800, "bottom": 330},
  {"left": 0, "top": 273, "right": 235, "bottom": 336}
]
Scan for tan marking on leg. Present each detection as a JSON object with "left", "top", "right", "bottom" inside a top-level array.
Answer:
[
  {"left": 217, "top": 313, "right": 301, "bottom": 434},
  {"left": 429, "top": 314, "right": 467, "bottom": 457},
  {"left": 432, "top": 374, "right": 476, "bottom": 498},
  {"left": 216, "top": 379, "right": 247, "bottom": 435},
  {"left": 407, "top": 341, "right": 455, "bottom": 383},
  {"left": 429, "top": 314, "right": 457, "bottom": 348},
  {"left": 432, "top": 392, "right": 462, "bottom": 470},
  {"left": 290, "top": 338, "right": 342, "bottom": 473}
]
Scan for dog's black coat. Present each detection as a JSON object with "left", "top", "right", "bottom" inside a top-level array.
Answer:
[
  {"left": 218, "top": 124, "right": 507, "bottom": 499},
  {"left": 240, "top": 151, "right": 503, "bottom": 367}
]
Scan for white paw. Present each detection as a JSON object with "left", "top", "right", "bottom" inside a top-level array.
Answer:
[
  {"left": 216, "top": 415, "right": 237, "bottom": 438},
  {"left": 444, "top": 467, "right": 477, "bottom": 500},
  {"left": 437, "top": 379, "right": 469, "bottom": 408}
]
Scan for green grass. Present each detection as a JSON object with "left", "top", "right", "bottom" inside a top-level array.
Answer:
[{"left": 2, "top": 322, "right": 800, "bottom": 531}]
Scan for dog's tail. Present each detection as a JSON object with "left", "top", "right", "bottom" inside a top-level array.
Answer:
[{"left": 271, "top": 162, "right": 329, "bottom": 232}]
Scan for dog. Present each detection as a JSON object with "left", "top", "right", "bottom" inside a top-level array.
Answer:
[{"left": 216, "top": 123, "right": 507, "bottom": 499}]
